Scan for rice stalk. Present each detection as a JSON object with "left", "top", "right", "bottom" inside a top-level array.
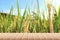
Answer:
[
  {"left": 57, "top": 5, "right": 60, "bottom": 32},
  {"left": 19, "top": 6, "right": 27, "bottom": 32},
  {"left": 6, "top": 5, "right": 14, "bottom": 32}
]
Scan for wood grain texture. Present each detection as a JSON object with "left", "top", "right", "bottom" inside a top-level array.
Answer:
[{"left": 0, "top": 33, "right": 60, "bottom": 40}]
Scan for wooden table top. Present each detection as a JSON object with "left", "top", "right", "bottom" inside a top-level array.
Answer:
[{"left": 0, "top": 33, "right": 60, "bottom": 40}]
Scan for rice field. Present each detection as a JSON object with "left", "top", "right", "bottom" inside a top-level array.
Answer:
[{"left": 0, "top": 0, "right": 60, "bottom": 33}]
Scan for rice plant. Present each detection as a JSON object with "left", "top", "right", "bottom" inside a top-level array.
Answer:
[{"left": 0, "top": 0, "right": 60, "bottom": 33}]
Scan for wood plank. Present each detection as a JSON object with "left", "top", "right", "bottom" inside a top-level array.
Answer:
[
  {"left": 22, "top": 33, "right": 28, "bottom": 40},
  {"left": 33, "top": 33, "right": 40, "bottom": 40},
  {"left": 28, "top": 33, "right": 34, "bottom": 40}
]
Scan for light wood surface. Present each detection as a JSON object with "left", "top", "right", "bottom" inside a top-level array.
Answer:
[{"left": 0, "top": 33, "right": 60, "bottom": 40}]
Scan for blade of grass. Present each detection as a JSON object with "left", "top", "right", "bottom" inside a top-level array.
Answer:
[
  {"left": 17, "top": 0, "right": 21, "bottom": 17},
  {"left": 19, "top": 6, "right": 27, "bottom": 32}
]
